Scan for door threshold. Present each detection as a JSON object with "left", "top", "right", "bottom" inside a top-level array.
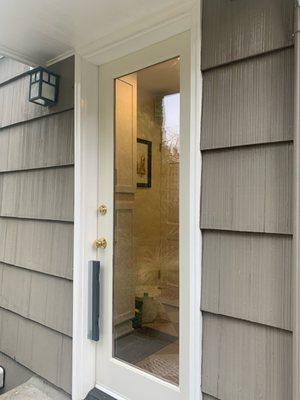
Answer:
[
  {"left": 86, "top": 386, "right": 127, "bottom": 400},
  {"left": 86, "top": 387, "right": 115, "bottom": 400}
]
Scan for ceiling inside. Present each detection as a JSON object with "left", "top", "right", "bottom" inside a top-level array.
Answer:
[
  {"left": 137, "top": 57, "right": 180, "bottom": 95},
  {"left": 0, "top": 0, "right": 192, "bottom": 66}
]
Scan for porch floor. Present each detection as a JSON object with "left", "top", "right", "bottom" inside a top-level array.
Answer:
[{"left": 0, "top": 377, "right": 70, "bottom": 400}]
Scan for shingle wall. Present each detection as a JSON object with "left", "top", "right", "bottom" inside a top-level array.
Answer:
[
  {"left": 0, "top": 56, "right": 74, "bottom": 394},
  {"left": 201, "top": 1, "right": 294, "bottom": 399}
]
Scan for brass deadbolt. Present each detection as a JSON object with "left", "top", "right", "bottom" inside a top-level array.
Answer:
[
  {"left": 95, "top": 238, "right": 107, "bottom": 249},
  {"left": 98, "top": 205, "right": 107, "bottom": 215}
]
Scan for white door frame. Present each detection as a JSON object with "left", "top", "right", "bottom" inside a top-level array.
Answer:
[{"left": 73, "top": 2, "right": 202, "bottom": 399}]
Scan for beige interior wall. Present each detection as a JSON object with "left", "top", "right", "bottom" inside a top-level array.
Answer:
[
  {"left": 134, "top": 86, "right": 179, "bottom": 304},
  {"left": 114, "top": 75, "right": 137, "bottom": 337},
  {"left": 134, "top": 87, "right": 162, "bottom": 298},
  {"left": 114, "top": 70, "right": 180, "bottom": 337},
  {"left": 160, "top": 126, "right": 179, "bottom": 302}
]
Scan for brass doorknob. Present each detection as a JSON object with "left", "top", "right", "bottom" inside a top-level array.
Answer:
[
  {"left": 94, "top": 238, "right": 107, "bottom": 249},
  {"left": 98, "top": 205, "right": 107, "bottom": 215}
]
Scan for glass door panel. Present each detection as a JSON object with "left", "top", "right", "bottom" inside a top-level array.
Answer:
[{"left": 113, "top": 58, "right": 180, "bottom": 385}]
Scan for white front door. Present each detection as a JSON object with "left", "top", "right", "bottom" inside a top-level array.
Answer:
[{"left": 95, "top": 32, "right": 194, "bottom": 400}]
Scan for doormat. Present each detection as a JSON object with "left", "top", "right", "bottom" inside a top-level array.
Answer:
[
  {"left": 137, "top": 355, "right": 179, "bottom": 385},
  {"left": 114, "top": 327, "right": 177, "bottom": 365}
]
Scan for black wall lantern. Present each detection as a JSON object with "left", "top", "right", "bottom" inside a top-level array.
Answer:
[{"left": 28, "top": 67, "right": 59, "bottom": 107}]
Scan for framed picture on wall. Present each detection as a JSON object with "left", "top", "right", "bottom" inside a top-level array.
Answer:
[{"left": 137, "top": 138, "right": 152, "bottom": 188}]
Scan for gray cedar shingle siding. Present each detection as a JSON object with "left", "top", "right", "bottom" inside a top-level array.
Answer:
[
  {"left": 201, "top": 49, "right": 293, "bottom": 150},
  {"left": 1, "top": 167, "right": 74, "bottom": 221},
  {"left": 202, "top": 314, "right": 292, "bottom": 399},
  {"left": 201, "top": 1, "right": 293, "bottom": 399},
  {"left": 0, "top": 56, "right": 74, "bottom": 394},
  {"left": 0, "top": 110, "right": 74, "bottom": 172},
  {"left": 201, "top": 0, "right": 294, "bottom": 70},
  {"left": 0, "top": 263, "right": 72, "bottom": 336},
  {"left": 201, "top": 143, "right": 292, "bottom": 234},
  {"left": 0, "top": 58, "right": 30, "bottom": 85},
  {"left": 0, "top": 308, "right": 72, "bottom": 392},
  {"left": 202, "top": 231, "right": 291, "bottom": 331}
]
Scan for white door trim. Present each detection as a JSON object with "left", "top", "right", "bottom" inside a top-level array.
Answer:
[
  {"left": 96, "top": 31, "right": 192, "bottom": 400},
  {"left": 73, "top": 2, "right": 202, "bottom": 399},
  {"left": 188, "top": 3, "right": 202, "bottom": 399},
  {"left": 73, "top": 55, "right": 99, "bottom": 400}
]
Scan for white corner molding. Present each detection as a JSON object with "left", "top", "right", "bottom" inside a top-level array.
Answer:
[
  {"left": 72, "top": 2, "right": 202, "bottom": 399},
  {"left": 189, "top": 1, "right": 202, "bottom": 399},
  {"left": 46, "top": 49, "right": 75, "bottom": 66},
  {"left": 77, "top": 0, "right": 195, "bottom": 65},
  {"left": 72, "top": 54, "right": 99, "bottom": 400},
  {"left": 0, "top": 43, "right": 39, "bottom": 67}
]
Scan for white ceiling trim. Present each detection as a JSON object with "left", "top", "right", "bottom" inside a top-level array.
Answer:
[
  {"left": 46, "top": 49, "right": 75, "bottom": 66},
  {"left": 0, "top": 43, "right": 40, "bottom": 66},
  {"left": 77, "top": 0, "right": 194, "bottom": 65},
  {"left": 0, "top": 0, "right": 195, "bottom": 67}
]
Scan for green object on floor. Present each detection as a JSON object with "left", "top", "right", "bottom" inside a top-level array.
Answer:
[{"left": 132, "top": 296, "right": 144, "bottom": 329}]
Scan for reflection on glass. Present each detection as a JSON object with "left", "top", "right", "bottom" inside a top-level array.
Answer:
[{"left": 113, "top": 58, "right": 180, "bottom": 385}]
